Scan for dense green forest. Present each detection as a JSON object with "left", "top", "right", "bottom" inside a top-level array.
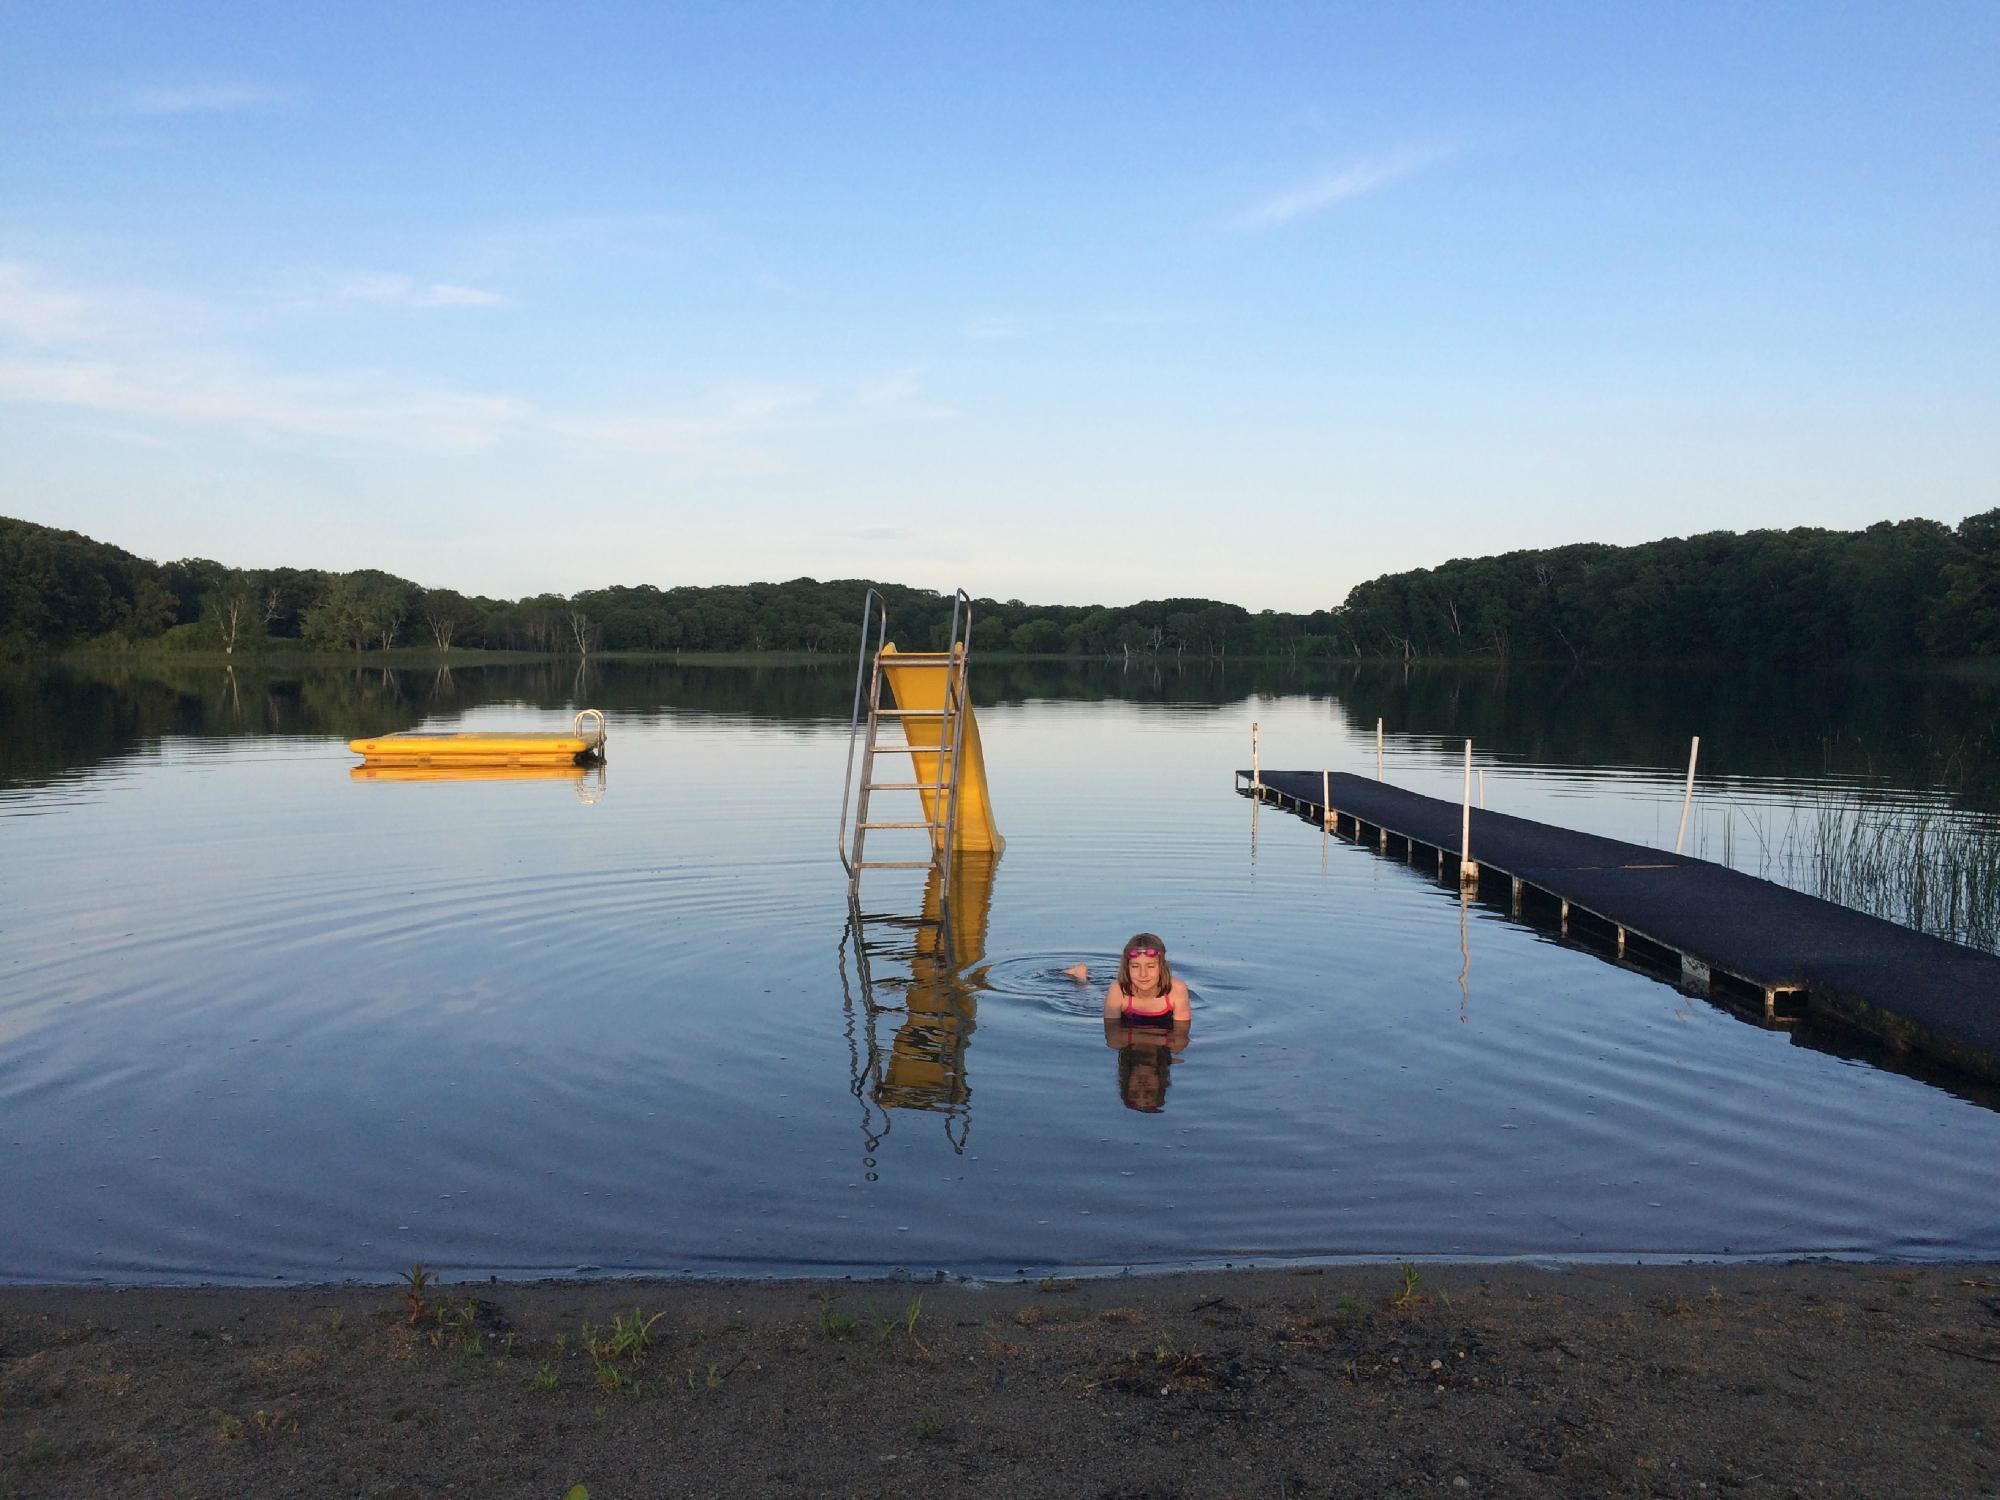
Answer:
[{"left": 3, "top": 509, "right": 1996, "bottom": 663}]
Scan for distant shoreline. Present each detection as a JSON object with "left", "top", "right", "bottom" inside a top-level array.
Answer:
[{"left": 20, "top": 645, "right": 2000, "bottom": 678}]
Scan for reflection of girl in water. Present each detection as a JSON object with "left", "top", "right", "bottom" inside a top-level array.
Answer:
[{"left": 1118, "top": 1043, "right": 1173, "bottom": 1112}]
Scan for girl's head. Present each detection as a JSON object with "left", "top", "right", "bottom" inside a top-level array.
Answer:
[{"left": 1117, "top": 933, "right": 1172, "bottom": 1000}]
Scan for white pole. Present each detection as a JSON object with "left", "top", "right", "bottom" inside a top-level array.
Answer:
[
  {"left": 1376, "top": 718, "right": 1384, "bottom": 780},
  {"left": 1251, "top": 722, "right": 1261, "bottom": 792},
  {"left": 1460, "top": 738, "right": 1474, "bottom": 881},
  {"left": 1673, "top": 735, "right": 1700, "bottom": 854},
  {"left": 1322, "top": 768, "right": 1331, "bottom": 829}
]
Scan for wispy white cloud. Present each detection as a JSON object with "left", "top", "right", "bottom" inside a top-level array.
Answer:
[
  {"left": 0, "top": 355, "right": 533, "bottom": 452},
  {"left": 545, "top": 384, "right": 818, "bottom": 455},
  {"left": 0, "top": 261, "right": 202, "bottom": 345},
  {"left": 1236, "top": 144, "right": 1451, "bottom": 230},
  {"left": 0, "top": 263, "right": 947, "bottom": 462},
  {"left": 964, "top": 314, "right": 1027, "bottom": 342},
  {"left": 124, "top": 83, "right": 295, "bottom": 116},
  {"left": 0, "top": 262, "right": 99, "bottom": 344},
  {"left": 462, "top": 213, "right": 705, "bottom": 278},
  {"left": 339, "top": 274, "right": 510, "bottom": 309},
  {"left": 818, "top": 524, "right": 911, "bottom": 543},
  {"left": 852, "top": 367, "right": 954, "bottom": 422},
  {"left": 1096, "top": 310, "right": 1198, "bottom": 328}
]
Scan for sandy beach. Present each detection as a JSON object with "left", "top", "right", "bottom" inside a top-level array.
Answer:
[{"left": 4, "top": 1259, "right": 1996, "bottom": 1498}]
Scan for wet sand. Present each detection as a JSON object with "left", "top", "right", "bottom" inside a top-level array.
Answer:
[{"left": 4, "top": 1261, "right": 1997, "bottom": 1498}]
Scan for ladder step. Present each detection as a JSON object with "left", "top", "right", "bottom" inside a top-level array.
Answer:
[
  {"left": 855, "top": 860, "right": 938, "bottom": 869},
  {"left": 879, "top": 652, "right": 956, "bottom": 662},
  {"left": 860, "top": 820, "right": 940, "bottom": 830},
  {"left": 874, "top": 708, "right": 951, "bottom": 717},
  {"left": 866, "top": 782, "right": 935, "bottom": 791}
]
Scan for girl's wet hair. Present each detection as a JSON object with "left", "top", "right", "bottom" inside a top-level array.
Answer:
[{"left": 1116, "top": 932, "right": 1173, "bottom": 1001}]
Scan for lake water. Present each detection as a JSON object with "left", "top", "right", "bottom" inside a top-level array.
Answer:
[{"left": 3, "top": 657, "right": 1998, "bottom": 1284}]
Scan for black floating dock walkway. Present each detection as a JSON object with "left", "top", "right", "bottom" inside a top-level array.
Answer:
[{"left": 1239, "top": 769, "right": 2000, "bottom": 1082}]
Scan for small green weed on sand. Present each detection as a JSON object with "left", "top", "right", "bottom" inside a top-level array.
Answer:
[
  {"left": 607, "top": 1308, "right": 666, "bottom": 1359},
  {"left": 686, "top": 1362, "right": 723, "bottom": 1391},
  {"left": 815, "top": 1293, "right": 857, "bottom": 1340},
  {"left": 400, "top": 1264, "right": 434, "bottom": 1325},
  {"left": 1392, "top": 1263, "right": 1421, "bottom": 1309}
]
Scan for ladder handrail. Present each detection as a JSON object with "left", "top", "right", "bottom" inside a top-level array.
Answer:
[
  {"left": 937, "top": 589, "right": 973, "bottom": 884},
  {"left": 837, "top": 588, "right": 889, "bottom": 873},
  {"left": 843, "top": 586, "right": 974, "bottom": 893}
]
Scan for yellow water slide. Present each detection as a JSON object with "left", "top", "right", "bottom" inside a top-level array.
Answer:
[{"left": 877, "top": 644, "right": 1003, "bottom": 855}]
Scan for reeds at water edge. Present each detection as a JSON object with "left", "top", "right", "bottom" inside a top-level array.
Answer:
[
  {"left": 1699, "top": 784, "right": 2000, "bottom": 954},
  {"left": 1803, "top": 793, "right": 2000, "bottom": 954}
]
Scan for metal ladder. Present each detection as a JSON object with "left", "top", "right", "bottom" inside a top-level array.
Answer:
[{"left": 837, "top": 588, "right": 974, "bottom": 893}]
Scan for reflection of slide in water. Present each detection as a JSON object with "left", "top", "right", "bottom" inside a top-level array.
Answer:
[{"left": 838, "top": 850, "right": 999, "bottom": 1161}]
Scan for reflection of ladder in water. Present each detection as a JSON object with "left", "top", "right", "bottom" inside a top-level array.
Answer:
[
  {"left": 837, "top": 587, "right": 977, "bottom": 891},
  {"left": 837, "top": 886, "right": 976, "bottom": 1159}
]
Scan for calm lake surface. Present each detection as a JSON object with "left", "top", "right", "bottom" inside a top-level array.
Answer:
[{"left": 3, "top": 657, "right": 1998, "bottom": 1284}]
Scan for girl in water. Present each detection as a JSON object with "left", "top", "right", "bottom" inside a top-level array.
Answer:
[{"left": 1065, "top": 932, "right": 1191, "bottom": 1026}]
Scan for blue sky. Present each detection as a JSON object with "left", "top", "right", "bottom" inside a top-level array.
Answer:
[{"left": 1, "top": 2, "right": 1993, "bottom": 611}]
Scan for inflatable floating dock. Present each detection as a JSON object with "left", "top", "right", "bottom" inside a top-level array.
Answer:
[{"left": 348, "top": 709, "right": 606, "bottom": 768}]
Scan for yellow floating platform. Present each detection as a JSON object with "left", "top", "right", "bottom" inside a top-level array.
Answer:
[{"left": 349, "top": 710, "right": 606, "bottom": 768}]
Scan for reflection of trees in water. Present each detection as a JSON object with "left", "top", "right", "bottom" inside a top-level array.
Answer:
[
  {"left": 6, "top": 659, "right": 2000, "bottom": 819},
  {"left": 1326, "top": 662, "right": 2000, "bottom": 813}
]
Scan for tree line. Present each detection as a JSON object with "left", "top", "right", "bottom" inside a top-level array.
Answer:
[
  {"left": 2, "top": 509, "right": 1996, "bottom": 664},
  {"left": 1339, "top": 513, "right": 1999, "bottom": 666}
]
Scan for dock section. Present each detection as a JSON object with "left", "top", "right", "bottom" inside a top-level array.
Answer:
[{"left": 1240, "top": 769, "right": 2000, "bottom": 1083}]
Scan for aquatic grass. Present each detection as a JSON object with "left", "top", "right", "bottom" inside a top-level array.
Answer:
[
  {"left": 1709, "top": 786, "right": 2000, "bottom": 954},
  {"left": 1804, "top": 793, "right": 2000, "bottom": 953}
]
